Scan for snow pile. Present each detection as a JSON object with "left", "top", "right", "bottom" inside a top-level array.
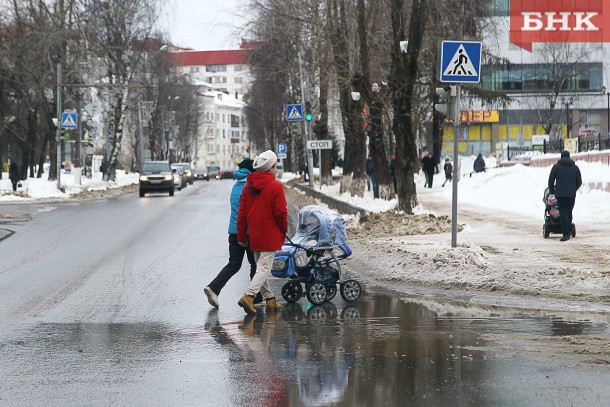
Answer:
[{"left": 0, "top": 170, "right": 139, "bottom": 201}]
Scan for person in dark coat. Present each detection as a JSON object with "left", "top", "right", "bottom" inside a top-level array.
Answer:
[
  {"left": 473, "top": 153, "right": 486, "bottom": 173},
  {"left": 421, "top": 152, "right": 438, "bottom": 188},
  {"left": 237, "top": 150, "right": 287, "bottom": 314},
  {"left": 442, "top": 158, "right": 453, "bottom": 187},
  {"left": 204, "top": 158, "right": 261, "bottom": 308},
  {"left": 389, "top": 155, "right": 397, "bottom": 192},
  {"left": 365, "top": 155, "right": 379, "bottom": 198},
  {"left": 548, "top": 150, "right": 582, "bottom": 241},
  {"left": 9, "top": 162, "right": 20, "bottom": 191}
]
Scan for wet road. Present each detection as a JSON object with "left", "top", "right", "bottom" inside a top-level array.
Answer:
[{"left": 1, "top": 181, "right": 609, "bottom": 406}]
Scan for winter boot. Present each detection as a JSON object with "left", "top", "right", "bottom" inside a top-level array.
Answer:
[
  {"left": 238, "top": 294, "right": 257, "bottom": 315},
  {"left": 265, "top": 297, "right": 282, "bottom": 311}
]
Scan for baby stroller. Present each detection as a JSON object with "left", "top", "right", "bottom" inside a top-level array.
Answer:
[
  {"left": 272, "top": 205, "right": 362, "bottom": 305},
  {"left": 542, "top": 187, "right": 576, "bottom": 239}
]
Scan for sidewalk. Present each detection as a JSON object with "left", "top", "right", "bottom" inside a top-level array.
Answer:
[{"left": 286, "top": 178, "right": 610, "bottom": 312}]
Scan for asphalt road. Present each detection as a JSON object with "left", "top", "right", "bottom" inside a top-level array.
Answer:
[{"left": 1, "top": 180, "right": 609, "bottom": 406}]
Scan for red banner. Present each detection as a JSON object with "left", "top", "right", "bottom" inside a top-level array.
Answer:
[{"left": 510, "top": 0, "right": 610, "bottom": 51}]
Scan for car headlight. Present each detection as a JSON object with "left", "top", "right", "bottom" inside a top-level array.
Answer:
[
  {"left": 165, "top": 175, "right": 173, "bottom": 181},
  {"left": 140, "top": 176, "right": 148, "bottom": 181}
]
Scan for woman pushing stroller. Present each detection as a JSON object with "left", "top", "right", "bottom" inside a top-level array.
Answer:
[{"left": 236, "top": 150, "right": 287, "bottom": 314}]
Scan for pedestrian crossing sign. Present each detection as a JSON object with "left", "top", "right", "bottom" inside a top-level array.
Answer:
[
  {"left": 61, "top": 111, "right": 78, "bottom": 129},
  {"left": 439, "top": 41, "right": 482, "bottom": 83},
  {"left": 286, "top": 104, "right": 303, "bottom": 122}
]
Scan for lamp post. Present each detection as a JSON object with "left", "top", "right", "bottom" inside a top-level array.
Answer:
[{"left": 607, "top": 91, "right": 609, "bottom": 138}]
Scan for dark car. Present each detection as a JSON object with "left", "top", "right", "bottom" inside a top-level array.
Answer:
[
  {"left": 193, "top": 168, "right": 209, "bottom": 181},
  {"left": 139, "top": 160, "right": 174, "bottom": 197},
  {"left": 173, "top": 162, "right": 193, "bottom": 185},
  {"left": 207, "top": 165, "right": 221, "bottom": 180},
  {"left": 219, "top": 169, "right": 235, "bottom": 180}
]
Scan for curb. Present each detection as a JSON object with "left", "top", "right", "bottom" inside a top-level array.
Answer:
[{"left": 294, "top": 184, "right": 369, "bottom": 218}]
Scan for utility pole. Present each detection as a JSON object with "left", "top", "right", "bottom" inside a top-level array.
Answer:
[
  {"left": 56, "top": 63, "right": 62, "bottom": 190},
  {"left": 298, "top": 53, "right": 314, "bottom": 187}
]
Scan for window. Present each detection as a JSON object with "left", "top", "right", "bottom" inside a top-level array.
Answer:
[
  {"left": 234, "top": 77, "right": 243, "bottom": 84},
  {"left": 481, "top": 63, "right": 603, "bottom": 93},
  {"left": 490, "top": 0, "right": 509, "bottom": 16},
  {"left": 190, "top": 66, "right": 199, "bottom": 73},
  {"left": 230, "top": 114, "right": 240, "bottom": 127},
  {"left": 234, "top": 65, "right": 243, "bottom": 72},
  {"left": 206, "top": 64, "right": 227, "bottom": 72}
]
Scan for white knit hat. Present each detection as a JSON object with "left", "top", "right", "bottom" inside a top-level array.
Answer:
[{"left": 253, "top": 150, "right": 278, "bottom": 172}]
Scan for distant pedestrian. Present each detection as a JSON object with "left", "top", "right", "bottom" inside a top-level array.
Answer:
[
  {"left": 389, "top": 155, "right": 397, "bottom": 192},
  {"left": 548, "top": 150, "right": 582, "bottom": 241},
  {"left": 9, "top": 162, "right": 19, "bottom": 192},
  {"left": 204, "top": 158, "right": 261, "bottom": 308},
  {"left": 237, "top": 150, "right": 287, "bottom": 314},
  {"left": 421, "top": 152, "right": 438, "bottom": 188},
  {"left": 473, "top": 153, "right": 486, "bottom": 173},
  {"left": 365, "top": 155, "right": 379, "bottom": 198},
  {"left": 442, "top": 158, "right": 453, "bottom": 187}
]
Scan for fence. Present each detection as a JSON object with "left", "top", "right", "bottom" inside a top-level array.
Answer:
[
  {"left": 578, "top": 135, "right": 610, "bottom": 153},
  {"left": 506, "top": 136, "right": 610, "bottom": 160}
]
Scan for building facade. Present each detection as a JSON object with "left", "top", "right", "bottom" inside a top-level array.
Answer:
[
  {"left": 442, "top": 2, "right": 610, "bottom": 157},
  {"left": 170, "top": 41, "right": 254, "bottom": 170}
]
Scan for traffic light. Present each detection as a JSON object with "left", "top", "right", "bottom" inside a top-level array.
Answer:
[
  {"left": 304, "top": 101, "right": 312, "bottom": 121},
  {"left": 245, "top": 145, "right": 249, "bottom": 152},
  {"left": 434, "top": 85, "right": 456, "bottom": 117}
]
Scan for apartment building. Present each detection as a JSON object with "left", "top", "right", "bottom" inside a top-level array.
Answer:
[{"left": 170, "top": 41, "right": 254, "bottom": 170}]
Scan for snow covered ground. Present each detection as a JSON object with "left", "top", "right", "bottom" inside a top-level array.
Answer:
[{"left": 0, "top": 170, "right": 139, "bottom": 201}]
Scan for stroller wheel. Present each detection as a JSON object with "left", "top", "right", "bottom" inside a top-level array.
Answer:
[
  {"left": 307, "top": 305, "right": 328, "bottom": 321},
  {"left": 325, "top": 284, "right": 337, "bottom": 301},
  {"left": 543, "top": 224, "right": 550, "bottom": 239},
  {"left": 281, "top": 281, "right": 303, "bottom": 303},
  {"left": 306, "top": 282, "right": 328, "bottom": 305},
  {"left": 571, "top": 224, "right": 576, "bottom": 237},
  {"left": 340, "top": 280, "right": 362, "bottom": 302}
]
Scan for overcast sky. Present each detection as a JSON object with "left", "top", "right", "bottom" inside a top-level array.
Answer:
[{"left": 161, "top": 0, "right": 248, "bottom": 51}]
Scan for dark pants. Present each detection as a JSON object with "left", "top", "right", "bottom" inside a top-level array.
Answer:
[
  {"left": 557, "top": 196, "right": 575, "bottom": 237},
  {"left": 11, "top": 180, "right": 18, "bottom": 191},
  {"left": 425, "top": 171, "right": 435, "bottom": 188},
  {"left": 442, "top": 174, "right": 452, "bottom": 187},
  {"left": 207, "top": 234, "right": 257, "bottom": 295}
]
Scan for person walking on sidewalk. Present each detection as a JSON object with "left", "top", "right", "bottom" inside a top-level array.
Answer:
[
  {"left": 442, "top": 158, "right": 453, "bottom": 187},
  {"left": 548, "top": 150, "right": 582, "bottom": 241},
  {"left": 237, "top": 150, "right": 288, "bottom": 314},
  {"left": 421, "top": 152, "right": 437, "bottom": 188},
  {"left": 204, "top": 159, "right": 261, "bottom": 308},
  {"left": 9, "top": 162, "right": 19, "bottom": 192}
]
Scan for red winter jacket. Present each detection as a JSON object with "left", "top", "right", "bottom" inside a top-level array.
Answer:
[{"left": 237, "top": 171, "right": 288, "bottom": 251}]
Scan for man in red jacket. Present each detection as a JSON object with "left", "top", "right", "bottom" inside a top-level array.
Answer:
[{"left": 237, "top": 150, "right": 288, "bottom": 314}]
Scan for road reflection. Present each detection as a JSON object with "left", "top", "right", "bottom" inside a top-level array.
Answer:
[{"left": 217, "top": 292, "right": 610, "bottom": 406}]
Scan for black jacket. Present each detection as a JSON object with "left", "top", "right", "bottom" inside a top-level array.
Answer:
[
  {"left": 444, "top": 162, "right": 453, "bottom": 177},
  {"left": 473, "top": 155, "right": 485, "bottom": 172},
  {"left": 365, "top": 159, "right": 374, "bottom": 176},
  {"left": 421, "top": 156, "right": 437, "bottom": 174},
  {"left": 548, "top": 157, "right": 582, "bottom": 198}
]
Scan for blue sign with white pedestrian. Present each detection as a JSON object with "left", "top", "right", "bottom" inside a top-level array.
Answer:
[
  {"left": 286, "top": 104, "right": 303, "bottom": 122},
  {"left": 439, "top": 41, "right": 482, "bottom": 83},
  {"left": 61, "top": 111, "right": 78, "bottom": 129},
  {"left": 277, "top": 143, "right": 287, "bottom": 154}
]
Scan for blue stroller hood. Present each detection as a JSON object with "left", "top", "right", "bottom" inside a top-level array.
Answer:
[{"left": 292, "top": 205, "right": 349, "bottom": 249}]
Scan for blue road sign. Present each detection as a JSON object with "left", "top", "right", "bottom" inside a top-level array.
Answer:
[
  {"left": 440, "top": 41, "right": 482, "bottom": 83},
  {"left": 286, "top": 104, "right": 303, "bottom": 122},
  {"left": 61, "top": 111, "right": 78, "bottom": 129},
  {"left": 277, "top": 143, "right": 287, "bottom": 154}
]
